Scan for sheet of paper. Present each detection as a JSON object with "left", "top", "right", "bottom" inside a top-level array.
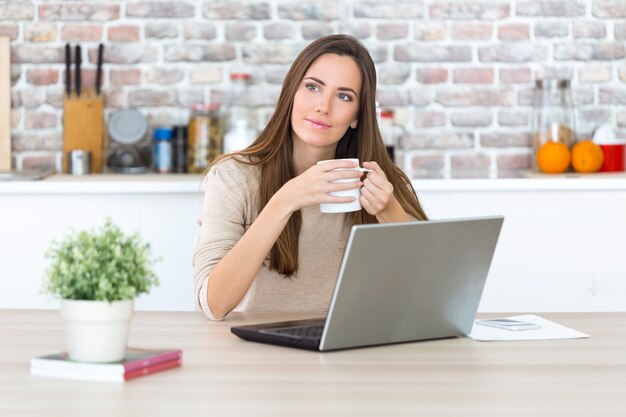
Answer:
[{"left": 467, "top": 314, "right": 590, "bottom": 341}]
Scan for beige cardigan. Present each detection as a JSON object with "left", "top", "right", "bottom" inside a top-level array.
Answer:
[{"left": 192, "top": 157, "right": 351, "bottom": 320}]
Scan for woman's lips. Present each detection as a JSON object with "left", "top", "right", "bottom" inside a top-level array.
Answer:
[{"left": 304, "top": 118, "right": 331, "bottom": 129}]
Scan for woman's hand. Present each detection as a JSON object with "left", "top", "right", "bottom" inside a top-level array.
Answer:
[
  {"left": 274, "top": 159, "right": 363, "bottom": 214},
  {"left": 360, "top": 161, "right": 410, "bottom": 223}
]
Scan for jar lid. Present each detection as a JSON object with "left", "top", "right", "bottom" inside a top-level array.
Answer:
[
  {"left": 558, "top": 79, "right": 570, "bottom": 88},
  {"left": 172, "top": 125, "right": 187, "bottom": 138},
  {"left": 231, "top": 73, "right": 250, "bottom": 80},
  {"left": 191, "top": 103, "right": 220, "bottom": 112},
  {"left": 535, "top": 78, "right": 570, "bottom": 89},
  {"left": 108, "top": 109, "right": 148, "bottom": 145},
  {"left": 153, "top": 127, "right": 173, "bottom": 140},
  {"left": 380, "top": 110, "right": 394, "bottom": 119}
]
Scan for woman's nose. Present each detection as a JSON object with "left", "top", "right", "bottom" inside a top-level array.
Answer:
[{"left": 314, "top": 94, "right": 331, "bottom": 114}]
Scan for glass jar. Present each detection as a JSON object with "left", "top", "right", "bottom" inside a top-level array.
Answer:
[
  {"left": 187, "top": 103, "right": 222, "bottom": 173},
  {"left": 532, "top": 78, "right": 576, "bottom": 171}
]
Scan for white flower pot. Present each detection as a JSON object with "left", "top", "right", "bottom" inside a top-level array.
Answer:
[{"left": 60, "top": 299, "right": 134, "bottom": 363}]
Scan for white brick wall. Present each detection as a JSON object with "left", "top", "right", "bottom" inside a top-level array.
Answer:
[{"left": 2, "top": 0, "right": 625, "bottom": 177}]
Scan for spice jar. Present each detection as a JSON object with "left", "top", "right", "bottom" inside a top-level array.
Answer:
[
  {"left": 187, "top": 103, "right": 222, "bottom": 173},
  {"left": 152, "top": 127, "right": 173, "bottom": 174},
  {"left": 532, "top": 78, "right": 576, "bottom": 172}
]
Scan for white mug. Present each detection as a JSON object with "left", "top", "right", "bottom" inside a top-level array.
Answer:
[{"left": 316, "top": 158, "right": 371, "bottom": 214}]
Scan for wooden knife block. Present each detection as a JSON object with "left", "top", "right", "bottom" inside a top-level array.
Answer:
[{"left": 63, "top": 90, "right": 105, "bottom": 173}]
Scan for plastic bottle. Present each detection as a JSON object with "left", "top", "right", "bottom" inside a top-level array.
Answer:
[
  {"left": 223, "top": 73, "right": 257, "bottom": 154},
  {"left": 172, "top": 125, "right": 187, "bottom": 173},
  {"left": 153, "top": 127, "right": 173, "bottom": 173},
  {"left": 379, "top": 110, "right": 396, "bottom": 162}
]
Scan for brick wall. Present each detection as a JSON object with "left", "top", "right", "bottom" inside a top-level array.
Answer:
[{"left": 2, "top": 0, "right": 625, "bottom": 178}]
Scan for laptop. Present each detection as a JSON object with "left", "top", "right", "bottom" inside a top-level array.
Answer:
[{"left": 231, "top": 216, "right": 504, "bottom": 351}]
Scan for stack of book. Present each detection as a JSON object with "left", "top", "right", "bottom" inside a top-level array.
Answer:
[{"left": 30, "top": 347, "right": 182, "bottom": 382}]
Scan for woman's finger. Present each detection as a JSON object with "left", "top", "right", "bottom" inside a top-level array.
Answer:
[
  {"left": 316, "top": 160, "right": 358, "bottom": 172},
  {"left": 362, "top": 161, "right": 385, "bottom": 175}
]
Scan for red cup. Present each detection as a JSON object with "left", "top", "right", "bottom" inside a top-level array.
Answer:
[{"left": 599, "top": 144, "right": 625, "bottom": 172}]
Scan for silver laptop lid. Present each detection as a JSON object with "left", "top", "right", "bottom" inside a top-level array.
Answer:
[{"left": 319, "top": 216, "right": 504, "bottom": 351}]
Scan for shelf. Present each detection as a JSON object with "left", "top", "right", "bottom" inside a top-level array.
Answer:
[
  {"left": 0, "top": 173, "right": 205, "bottom": 194},
  {"left": 0, "top": 171, "right": 625, "bottom": 194}
]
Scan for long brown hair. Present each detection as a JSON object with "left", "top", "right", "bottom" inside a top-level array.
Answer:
[{"left": 213, "top": 34, "right": 428, "bottom": 276}]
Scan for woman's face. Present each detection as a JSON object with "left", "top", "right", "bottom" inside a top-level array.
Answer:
[{"left": 290, "top": 53, "right": 362, "bottom": 154}]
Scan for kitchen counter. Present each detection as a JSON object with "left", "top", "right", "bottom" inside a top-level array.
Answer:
[
  {"left": 1, "top": 171, "right": 625, "bottom": 194},
  {"left": 2, "top": 171, "right": 626, "bottom": 313},
  {"left": 0, "top": 173, "right": 205, "bottom": 194}
]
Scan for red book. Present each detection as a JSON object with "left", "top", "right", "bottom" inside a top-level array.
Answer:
[
  {"left": 30, "top": 347, "right": 183, "bottom": 383},
  {"left": 125, "top": 358, "right": 182, "bottom": 381}
]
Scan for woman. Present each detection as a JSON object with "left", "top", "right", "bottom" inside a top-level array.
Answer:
[{"left": 193, "top": 34, "right": 428, "bottom": 320}]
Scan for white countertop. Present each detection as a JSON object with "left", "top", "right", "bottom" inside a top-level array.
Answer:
[
  {"left": 1, "top": 172, "right": 626, "bottom": 194},
  {"left": 0, "top": 173, "right": 205, "bottom": 194}
]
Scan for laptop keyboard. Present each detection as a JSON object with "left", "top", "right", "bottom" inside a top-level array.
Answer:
[{"left": 261, "top": 325, "right": 324, "bottom": 339}]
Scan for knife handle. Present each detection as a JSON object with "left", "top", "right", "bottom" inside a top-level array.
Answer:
[
  {"left": 96, "top": 44, "right": 103, "bottom": 95},
  {"left": 75, "top": 45, "right": 81, "bottom": 97},
  {"left": 65, "top": 43, "right": 71, "bottom": 96}
]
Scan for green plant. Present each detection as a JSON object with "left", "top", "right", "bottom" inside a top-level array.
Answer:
[{"left": 43, "top": 219, "right": 159, "bottom": 302}]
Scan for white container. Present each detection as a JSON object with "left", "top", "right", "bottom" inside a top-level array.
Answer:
[
  {"left": 223, "top": 120, "right": 257, "bottom": 153},
  {"left": 60, "top": 299, "right": 133, "bottom": 363}
]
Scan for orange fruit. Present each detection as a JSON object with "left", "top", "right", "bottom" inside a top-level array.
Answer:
[
  {"left": 571, "top": 140, "right": 604, "bottom": 173},
  {"left": 536, "top": 141, "right": 571, "bottom": 174}
]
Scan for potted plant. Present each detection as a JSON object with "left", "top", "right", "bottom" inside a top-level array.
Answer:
[{"left": 43, "top": 219, "right": 159, "bottom": 363}]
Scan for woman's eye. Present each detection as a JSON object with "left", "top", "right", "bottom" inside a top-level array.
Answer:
[
  {"left": 338, "top": 93, "right": 352, "bottom": 102},
  {"left": 306, "top": 83, "right": 320, "bottom": 92}
]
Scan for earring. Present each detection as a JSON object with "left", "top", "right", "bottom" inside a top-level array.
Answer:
[{"left": 351, "top": 121, "right": 358, "bottom": 129}]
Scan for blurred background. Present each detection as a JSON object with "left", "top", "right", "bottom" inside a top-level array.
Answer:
[{"left": 3, "top": 0, "right": 625, "bottom": 179}]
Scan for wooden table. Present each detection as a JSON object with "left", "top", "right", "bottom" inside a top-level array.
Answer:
[{"left": 2, "top": 310, "right": 626, "bottom": 416}]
